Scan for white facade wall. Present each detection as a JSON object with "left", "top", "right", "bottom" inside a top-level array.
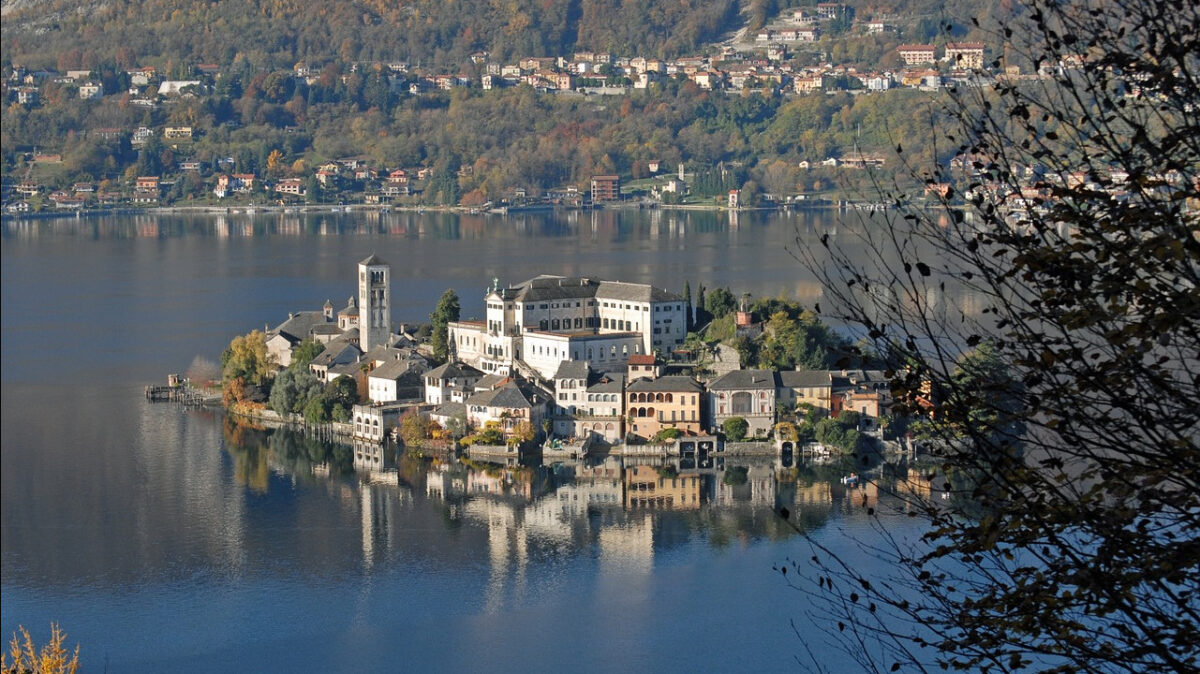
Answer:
[
  {"left": 645, "top": 301, "right": 687, "bottom": 352},
  {"left": 368, "top": 376, "right": 398, "bottom": 403},
  {"left": 511, "top": 296, "right": 596, "bottom": 334},
  {"left": 522, "top": 332, "right": 643, "bottom": 379}
]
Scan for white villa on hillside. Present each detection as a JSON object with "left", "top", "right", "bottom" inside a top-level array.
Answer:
[{"left": 448, "top": 275, "right": 687, "bottom": 379}]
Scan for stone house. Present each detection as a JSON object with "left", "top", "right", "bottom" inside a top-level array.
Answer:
[{"left": 708, "top": 369, "right": 777, "bottom": 437}]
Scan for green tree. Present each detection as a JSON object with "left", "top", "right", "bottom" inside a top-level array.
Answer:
[
  {"left": 302, "top": 395, "right": 330, "bottom": 424},
  {"left": 791, "top": 0, "right": 1200, "bottom": 670},
  {"left": 429, "top": 289, "right": 460, "bottom": 363},
  {"left": 323, "top": 376, "right": 359, "bottom": 421},
  {"left": 269, "top": 367, "right": 323, "bottom": 415},
  {"left": 683, "top": 280, "right": 693, "bottom": 331},
  {"left": 289, "top": 338, "right": 325, "bottom": 371},
  {"left": 722, "top": 416, "right": 748, "bottom": 442},
  {"left": 704, "top": 287, "right": 737, "bottom": 320}
]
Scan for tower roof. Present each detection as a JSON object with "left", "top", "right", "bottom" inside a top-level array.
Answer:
[{"left": 359, "top": 254, "right": 388, "bottom": 266}]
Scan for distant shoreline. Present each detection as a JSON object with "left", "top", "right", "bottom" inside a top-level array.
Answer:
[{"left": 1, "top": 198, "right": 858, "bottom": 223}]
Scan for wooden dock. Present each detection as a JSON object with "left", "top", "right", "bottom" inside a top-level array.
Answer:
[{"left": 145, "top": 384, "right": 220, "bottom": 406}]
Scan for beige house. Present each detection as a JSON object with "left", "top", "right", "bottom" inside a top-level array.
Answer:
[
  {"left": 624, "top": 465, "right": 701, "bottom": 509},
  {"left": 777, "top": 370, "right": 834, "bottom": 413},
  {"left": 625, "top": 375, "right": 704, "bottom": 440}
]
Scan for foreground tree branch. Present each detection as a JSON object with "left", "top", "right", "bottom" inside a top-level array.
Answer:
[{"left": 788, "top": 0, "right": 1199, "bottom": 671}]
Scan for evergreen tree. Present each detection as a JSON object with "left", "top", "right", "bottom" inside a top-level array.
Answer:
[
  {"left": 684, "top": 281, "right": 693, "bottom": 331},
  {"left": 429, "top": 289, "right": 460, "bottom": 363}
]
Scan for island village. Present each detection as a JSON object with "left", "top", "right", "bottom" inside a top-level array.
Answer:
[{"left": 177, "top": 254, "right": 906, "bottom": 479}]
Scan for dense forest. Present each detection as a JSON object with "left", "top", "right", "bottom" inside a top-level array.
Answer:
[
  {"left": 1, "top": 0, "right": 740, "bottom": 67},
  {"left": 2, "top": 0, "right": 1001, "bottom": 71}
]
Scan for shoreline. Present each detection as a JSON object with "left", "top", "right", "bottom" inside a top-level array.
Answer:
[{"left": 1, "top": 198, "right": 868, "bottom": 224}]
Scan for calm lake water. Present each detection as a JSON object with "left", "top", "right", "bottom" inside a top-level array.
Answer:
[{"left": 1, "top": 209, "right": 944, "bottom": 672}]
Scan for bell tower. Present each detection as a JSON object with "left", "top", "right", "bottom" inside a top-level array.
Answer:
[{"left": 358, "top": 254, "right": 391, "bottom": 352}]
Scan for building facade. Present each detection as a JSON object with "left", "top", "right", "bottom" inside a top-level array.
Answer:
[
  {"left": 448, "top": 275, "right": 686, "bottom": 379},
  {"left": 358, "top": 255, "right": 391, "bottom": 352}
]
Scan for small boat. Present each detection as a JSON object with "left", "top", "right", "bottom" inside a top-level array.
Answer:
[{"left": 841, "top": 473, "right": 859, "bottom": 486}]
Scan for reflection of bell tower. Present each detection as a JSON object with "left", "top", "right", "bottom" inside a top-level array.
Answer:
[{"left": 358, "top": 254, "right": 391, "bottom": 352}]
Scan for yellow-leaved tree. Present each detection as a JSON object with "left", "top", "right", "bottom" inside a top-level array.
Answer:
[{"left": 2, "top": 623, "right": 80, "bottom": 674}]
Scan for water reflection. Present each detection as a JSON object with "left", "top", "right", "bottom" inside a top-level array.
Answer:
[
  {"left": 3, "top": 208, "right": 761, "bottom": 242},
  {"left": 215, "top": 416, "right": 907, "bottom": 576}
]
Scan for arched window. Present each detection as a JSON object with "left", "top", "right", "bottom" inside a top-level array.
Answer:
[
  {"left": 575, "top": 318, "right": 582, "bottom": 328},
  {"left": 539, "top": 320, "right": 548, "bottom": 330},
  {"left": 732, "top": 391, "right": 753, "bottom": 415},
  {"left": 552, "top": 318, "right": 560, "bottom": 330},
  {"left": 647, "top": 407, "right": 656, "bottom": 419},
  {"left": 665, "top": 393, "right": 673, "bottom": 403}
]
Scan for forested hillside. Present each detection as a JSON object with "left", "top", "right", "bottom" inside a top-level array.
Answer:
[
  {"left": 2, "top": 0, "right": 1001, "bottom": 69},
  {"left": 1, "top": 0, "right": 1005, "bottom": 207},
  {"left": 1, "top": 0, "right": 740, "bottom": 68}
]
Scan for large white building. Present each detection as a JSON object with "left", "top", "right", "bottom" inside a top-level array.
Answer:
[{"left": 448, "top": 275, "right": 687, "bottom": 379}]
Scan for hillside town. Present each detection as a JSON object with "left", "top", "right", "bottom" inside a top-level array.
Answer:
[
  {"left": 2, "top": 3, "right": 1022, "bottom": 214},
  {"left": 236, "top": 256, "right": 902, "bottom": 463}
]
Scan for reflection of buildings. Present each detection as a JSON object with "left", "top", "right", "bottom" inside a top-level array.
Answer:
[
  {"left": 598, "top": 512, "right": 655, "bottom": 574},
  {"left": 352, "top": 441, "right": 397, "bottom": 484},
  {"left": 538, "top": 460, "right": 625, "bottom": 518},
  {"left": 792, "top": 481, "right": 834, "bottom": 508},
  {"left": 358, "top": 478, "right": 412, "bottom": 570},
  {"left": 713, "top": 464, "right": 776, "bottom": 507},
  {"left": 624, "top": 465, "right": 701, "bottom": 509},
  {"left": 840, "top": 481, "right": 879, "bottom": 511},
  {"left": 426, "top": 463, "right": 467, "bottom": 500}
]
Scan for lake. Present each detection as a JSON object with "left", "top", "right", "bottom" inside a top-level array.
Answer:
[{"left": 1, "top": 208, "right": 941, "bottom": 672}]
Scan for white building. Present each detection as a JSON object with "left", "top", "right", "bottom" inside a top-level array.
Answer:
[
  {"left": 158, "top": 80, "right": 201, "bottom": 95},
  {"left": 367, "top": 357, "right": 426, "bottom": 403},
  {"left": 358, "top": 255, "right": 391, "bottom": 353},
  {"left": 424, "top": 362, "right": 485, "bottom": 405},
  {"left": 448, "top": 275, "right": 686, "bottom": 379}
]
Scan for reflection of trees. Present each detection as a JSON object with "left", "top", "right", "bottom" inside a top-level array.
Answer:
[
  {"left": 267, "top": 428, "right": 354, "bottom": 477},
  {"left": 222, "top": 418, "right": 271, "bottom": 493},
  {"left": 221, "top": 419, "right": 354, "bottom": 493}
]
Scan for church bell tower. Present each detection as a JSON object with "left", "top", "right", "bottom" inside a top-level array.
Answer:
[{"left": 358, "top": 254, "right": 391, "bottom": 352}]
